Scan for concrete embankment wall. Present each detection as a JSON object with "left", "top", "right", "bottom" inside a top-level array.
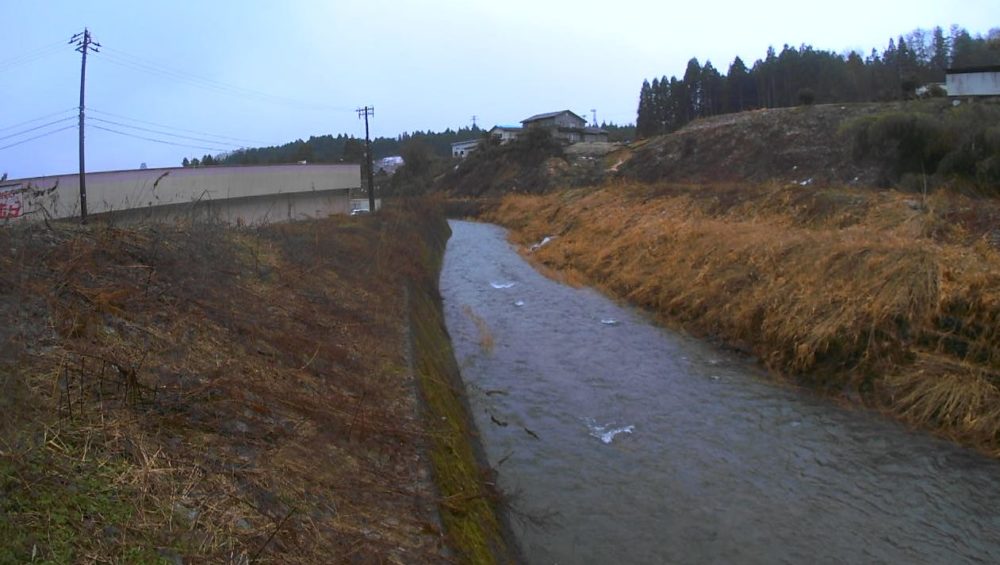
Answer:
[
  {"left": 396, "top": 200, "right": 517, "bottom": 563},
  {"left": 5, "top": 163, "right": 359, "bottom": 224}
]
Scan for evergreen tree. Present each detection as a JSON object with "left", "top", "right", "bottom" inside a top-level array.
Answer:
[
  {"left": 701, "top": 61, "right": 725, "bottom": 117},
  {"left": 682, "top": 58, "right": 702, "bottom": 121},
  {"left": 342, "top": 137, "right": 365, "bottom": 162},
  {"left": 757, "top": 46, "right": 778, "bottom": 108},
  {"left": 658, "top": 76, "right": 676, "bottom": 132},
  {"left": 931, "top": 26, "right": 949, "bottom": 77},
  {"left": 950, "top": 27, "right": 975, "bottom": 67},
  {"left": 636, "top": 79, "right": 656, "bottom": 138},
  {"left": 725, "top": 56, "right": 750, "bottom": 112},
  {"left": 844, "top": 51, "right": 868, "bottom": 101}
]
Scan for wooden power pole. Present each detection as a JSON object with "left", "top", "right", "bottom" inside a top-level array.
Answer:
[
  {"left": 356, "top": 106, "right": 375, "bottom": 213},
  {"left": 71, "top": 28, "right": 100, "bottom": 224}
]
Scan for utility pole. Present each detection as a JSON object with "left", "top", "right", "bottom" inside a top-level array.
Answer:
[
  {"left": 356, "top": 106, "right": 375, "bottom": 213},
  {"left": 590, "top": 109, "right": 597, "bottom": 127},
  {"left": 71, "top": 28, "right": 100, "bottom": 224},
  {"left": 471, "top": 115, "right": 477, "bottom": 129}
]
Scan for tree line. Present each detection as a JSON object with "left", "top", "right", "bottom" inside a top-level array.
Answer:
[
  {"left": 636, "top": 25, "right": 1000, "bottom": 138},
  {"left": 182, "top": 120, "right": 639, "bottom": 169},
  {"left": 181, "top": 127, "right": 487, "bottom": 168}
]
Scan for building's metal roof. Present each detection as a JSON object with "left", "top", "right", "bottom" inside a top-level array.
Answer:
[
  {"left": 946, "top": 65, "right": 1000, "bottom": 75},
  {"left": 521, "top": 110, "right": 586, "bottom": 124},
  {"left": 450, "top": 139, "right": 481, "bottom": 148},
  {"left": 490, "top": 125, "right": 523, "bottom": 132},
  {"left": 6, "top": 162, "right": 359, "bottom": 184}
]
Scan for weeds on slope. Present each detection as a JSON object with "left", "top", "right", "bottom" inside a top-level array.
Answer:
[
  {"left": 488, "top": 182, "right": 1000, "bottom": 455},
  {"left": 0, "top": 209, "right": 450, "bottom": 562}
]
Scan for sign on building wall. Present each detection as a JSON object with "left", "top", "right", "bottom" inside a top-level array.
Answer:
[{"left": 0, "top": 184, "right": 24, "bottom": 219}]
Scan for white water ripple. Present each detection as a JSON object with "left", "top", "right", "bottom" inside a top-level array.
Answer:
[{"left": 586, "top": 419, "right": 635, "bottom": 444}]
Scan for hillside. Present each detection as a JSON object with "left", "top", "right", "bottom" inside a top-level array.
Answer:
[
  {"left": 616, "top": 103, "right": 884, "bottom": 186},
  {"left": 440, "top": 99, "right": 1000, "bottom": 196},
  {"left": 441, "top": 103, "right": 881, "bottom": 197},
  {"left": 0, "top": 205, "right": 511, "bottom": 563}
]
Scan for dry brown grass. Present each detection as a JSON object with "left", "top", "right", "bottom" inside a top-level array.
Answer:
[
  {"left": 487, "top": 181, "right": 1000, "bottom": 455},
  {"left": 0, "top": 206, "right": 458, "bottom": 562}
]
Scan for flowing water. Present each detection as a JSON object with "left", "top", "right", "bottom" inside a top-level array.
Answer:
[{"left": 440, "top": 220, "right": 1000, "bottom": 565}]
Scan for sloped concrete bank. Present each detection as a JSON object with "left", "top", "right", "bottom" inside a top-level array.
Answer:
[{"left": 402, "top": 199, "right": 518, "bottom": 563}]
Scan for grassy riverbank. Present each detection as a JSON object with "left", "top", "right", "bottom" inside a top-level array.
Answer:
[
  {"left": 0, "top": 201, "right": 510, "bottom": 562},
  {"left": 486, "top": 182, "right": 1000, "bottom": 455}
]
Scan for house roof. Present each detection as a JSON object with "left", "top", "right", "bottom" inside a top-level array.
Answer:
[
  {"left": 946, "top": 65, "right": 1000, "bottom": 75},
  {"left": 490, "top": 125, "right": 522, "bottom": 132},
  {"left": 521, "top": 110, "right": 587, "bottom": 124},
  {"left": 450, "top": 139, "right": 481, "bottom": 148}
]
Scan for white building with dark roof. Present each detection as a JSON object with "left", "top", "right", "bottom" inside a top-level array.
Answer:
[
  {"left": 946, "top": 65, "right": 1000, "bottom": 98},
  {"left": 451, "top": 138, "right": 481, "bottom": 159}
]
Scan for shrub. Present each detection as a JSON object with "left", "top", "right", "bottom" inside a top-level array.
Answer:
[
  {"left": 513, "top": 127, "right": 564, "bottom": 166},
  {"left": 850, "top": 112, "right": 951, "bottom": 184},
  {"left": 847, "top": 104, "right": 1000, "bottom": 192},
  {"left": 386, "top": 140, "right": 443, "bottom": 196}
]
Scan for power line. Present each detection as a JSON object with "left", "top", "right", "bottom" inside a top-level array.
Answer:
[
  {"left": 0, "top": 108, "right": 77, "bottom": 133},
  {"left": 0, "top": 125, "right": 76, "bottom": 152},
  {"left": 88, "top": 124, "right": 233, "bottom": 153},
  {"left": 0, "top": 40, "right": 66, "bottom": 72},
  {"left": 88, "top": 107, "right": 268, "bottom": 145},
  {"left": 0, "top": 116, "right": 77, "bottom": 142},
  {"left": 97, "top": 53, "right": 330, "bottom": 111},
  {"left": 87, "top": 116, "right": 245, "bottom": 148},
  {"left": 97, "top": 46, "right": 352, "bottom": 112},
  {"left": 96, "top": 52, "right": 257, "bottom": 98},
  {"left": 0, "top": 39, "right": 64, "bottom": 64}
]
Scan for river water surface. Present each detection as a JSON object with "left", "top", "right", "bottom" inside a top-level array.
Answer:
[{"left": 440, "top": 220, "right": 1000, "bottom": 564}]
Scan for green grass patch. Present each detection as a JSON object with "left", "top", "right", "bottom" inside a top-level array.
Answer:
[{"left": 0, "top": 431, "right": 161, "bottom": 564}]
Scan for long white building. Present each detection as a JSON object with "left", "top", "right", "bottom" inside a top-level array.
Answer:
[{"left": 1, "top": 163, "right": 360, "bottom": 225}]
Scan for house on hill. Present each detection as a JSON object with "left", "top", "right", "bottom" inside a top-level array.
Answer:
[
  {"left": 946, "top": 65, "right": 1000, "bottom": 98},
  {"left": 450, "top": 110, "right": 610, "bottom": 158},
  {"left": 489, "top": 125, "right": 522, "bottom": 144},
  {"left": 521, "top": 110, "right": 608, "bottom": 143}
]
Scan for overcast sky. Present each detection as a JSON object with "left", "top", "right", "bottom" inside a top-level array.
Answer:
[{"left": 2, "top": 0, "right": 997, "bottom": 178}]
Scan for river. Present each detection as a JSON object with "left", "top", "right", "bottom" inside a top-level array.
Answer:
[{"left": 440, "top": 220, "right": 1000, "bottom": 564}]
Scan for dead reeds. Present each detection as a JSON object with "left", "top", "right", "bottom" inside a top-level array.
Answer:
[{"left": 487, "top": 181, "right": 1000, "bottom": 454}]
